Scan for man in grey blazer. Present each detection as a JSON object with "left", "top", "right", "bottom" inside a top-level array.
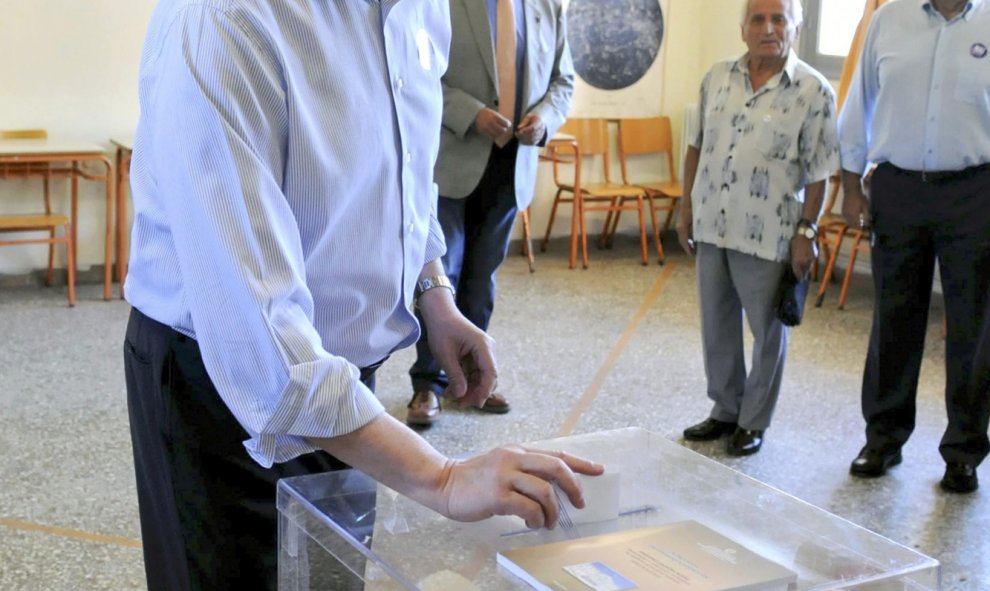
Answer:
[{"left": 407, "top": 0, "right": 574, "bottom": 425}]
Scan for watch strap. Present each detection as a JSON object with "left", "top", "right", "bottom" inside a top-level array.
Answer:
[{"left": 414, "top": 275, "right": 455, "bottom": 302}]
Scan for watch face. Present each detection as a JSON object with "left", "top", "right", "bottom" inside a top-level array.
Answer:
[{"left": 803, "top": 227, "right": 816, "bottom": 239}]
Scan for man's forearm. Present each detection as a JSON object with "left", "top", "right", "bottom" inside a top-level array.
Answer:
[
  {"left": 801, "top": 180, "right": 826, "bottom": 221},
  {"left": 308, "top": 414, "right": 452, "bottom": 514},
  {"left": 681, "top": 146, "right": 700, "bottom": 211}
]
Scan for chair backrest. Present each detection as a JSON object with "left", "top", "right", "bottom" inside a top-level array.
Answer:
[
  {"left": 556, "top": 118, "right": 616, "bottom": 183},
  {"left": 617, "top": 117, "right": 677, "bottom": 185}
]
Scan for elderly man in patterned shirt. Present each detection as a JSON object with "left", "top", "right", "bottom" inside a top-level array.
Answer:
[{"left": 675, "top": 0, "right": 838, "bottom": 456}]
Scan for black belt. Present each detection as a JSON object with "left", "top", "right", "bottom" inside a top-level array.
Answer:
[{"left": 881, "top": 162, "right": 990, "bottom": 184}]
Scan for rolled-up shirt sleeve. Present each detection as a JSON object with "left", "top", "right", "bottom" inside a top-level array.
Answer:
[{"left": 144, "top": 6, "right": 383, "bottom": 467}]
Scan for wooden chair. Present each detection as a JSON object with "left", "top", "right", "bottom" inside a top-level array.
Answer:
[
  {"left": 814, "top": 171, "right": 868, "bottom": 310},
  {"left": 0, "top": 129, "right": 76, "bottom": 305},
  {"left": 615, "top": 116, "right": 684, "bottom": 264},
  {"left": 540, "top": 118, "right": 649, "bottom": 268}
]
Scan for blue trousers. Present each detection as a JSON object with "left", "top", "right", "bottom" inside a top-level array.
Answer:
[{"left": 410, "top": 142, "right": 519, "bottom": 394}]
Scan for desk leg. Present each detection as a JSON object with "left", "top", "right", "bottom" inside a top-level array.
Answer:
[
  {"left": 103, "top": 161, "right": 113, "bottom": 301},
  {"left": 115, "top": 149, "right": 130, "bottom": 299},
  {"left": 71, "top": 163, "right": 79, "bottom": 288}
]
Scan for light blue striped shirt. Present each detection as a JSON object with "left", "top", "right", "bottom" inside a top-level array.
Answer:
[
  {"left": 839, "top": 0, "right": 990, "bottom": 175},
  {"left": 125, "top": 0, "right": 450, "bottom": 467}
]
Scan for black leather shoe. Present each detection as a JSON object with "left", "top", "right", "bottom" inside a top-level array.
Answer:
[
  {"left": 683, "top": 418, "right": 737, "bottom": 441},
  {"left": 726, "top": 428, "right": 763, "bottom": 456},
  {"left": 849, "top": 446, "right": 902, "bottom": 477},
  {"left": 940, "top": 462, "right": 978, "bottom": 493}
]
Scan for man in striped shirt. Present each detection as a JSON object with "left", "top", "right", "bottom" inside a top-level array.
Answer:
[{"left": 123, "top": 1, "right": 602, "bottom": 589}]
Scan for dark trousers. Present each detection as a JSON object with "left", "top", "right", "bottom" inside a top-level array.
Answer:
[
  {"left": 862, "top": 164, "right": 990, "bottom": 466},
  {"left": 410, "top": 142, "right": 519, "bottom": 393},
  {"left": 124, "top": 308, "right": 376, "bottom": 591}
]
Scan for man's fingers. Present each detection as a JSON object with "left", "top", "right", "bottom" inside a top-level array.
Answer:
[
  {"left": 443, "top": 364, "right": 467, "bottom": 400},
  {"left": 507, "top": 471, "right": 561, "bottom": 528},
  {"left": 512, "top": 449, "right": 600, "bottom": 510}
]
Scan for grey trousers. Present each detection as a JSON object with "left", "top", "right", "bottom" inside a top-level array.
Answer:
[{"left": 696, "top": 243, "right": 789, "bottom": 430}]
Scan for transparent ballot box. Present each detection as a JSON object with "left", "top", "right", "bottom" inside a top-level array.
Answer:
[{"left": 277, "top": 427, "right": 939, "bottom": 590}]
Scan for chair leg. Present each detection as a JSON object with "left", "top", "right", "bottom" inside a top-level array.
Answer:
[
  {"left": 66, "top": 225, "right": 76, "bottom": 307},
  {"left": 815, "top": 229, "right": 846, "bottom": 307},
  {"left": 648, "top": 196, "right": 664, "bottom": 265},
  {"left": 600, "top": 208, "right": 616, "bottom": 249},
  {"left": 838, "top": 231, "right": 865, "bottom": 310},
  {"left": 568, "top": 194, "right": 580, "bottom": 269},
  {"left": 662, "top": 200, "right": 678, "bottom": 231},
  {"left": 47, "top": 228, "right": 56, "bottom": 286},
  {"left": 520, "top": 208, "right": 535, "bottom": 273},
  {"left": 542, "top": 189, "right": 565, "bottom": 253},
  {"left": 599, "top": 198, "right": 621, "bottom": 249},
  {"left": 637, "top": 197, "right": 649, "bottom": 266},
  {"left": 578, "top": 196, "right": 590, "bottom": 269}
]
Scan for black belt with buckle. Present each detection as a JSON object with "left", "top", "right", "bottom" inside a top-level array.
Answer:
[{"left": 882, "top": 162, "right": 990, "bottom": 183}]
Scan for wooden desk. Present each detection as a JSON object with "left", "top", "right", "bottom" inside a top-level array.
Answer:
[
  {"left": 0, "top": 139, "right": 114, "bottom": 300},
  {"left": 111, "top": 136, "right": 133, "bottom": 299}
]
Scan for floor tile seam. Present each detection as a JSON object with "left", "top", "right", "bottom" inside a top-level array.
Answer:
[
  {"left": 0, "top": 516, "right": 142, "bottom": 549},
  {"left": 555, "top": 262, "right": 679, "bottom": 438}
]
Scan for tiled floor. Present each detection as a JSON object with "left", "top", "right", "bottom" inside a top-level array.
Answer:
[{"left": 1, "top": 234, "right": 987, "bottom": 590}]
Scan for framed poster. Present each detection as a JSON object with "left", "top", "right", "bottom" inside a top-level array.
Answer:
[{"left": 563, "top": 0, "right": 670, "bottom": 117}]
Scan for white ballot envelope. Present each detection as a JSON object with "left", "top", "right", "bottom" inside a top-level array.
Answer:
[{"left": 555, "top": 472, "right": 621, "bottom": 526}]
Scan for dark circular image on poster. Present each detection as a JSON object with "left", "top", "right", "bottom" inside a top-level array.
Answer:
[{"left": 567, "top": 0, "right": 664, "bottom": 91}]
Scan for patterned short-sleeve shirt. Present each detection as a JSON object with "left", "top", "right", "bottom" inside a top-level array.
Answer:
[{"left": 690, "top": 51, "right": 839, "bottom": 263}]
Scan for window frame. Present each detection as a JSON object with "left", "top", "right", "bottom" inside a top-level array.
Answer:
[{"left": 798, "top": 0, "right": 847, "bottom": 80}]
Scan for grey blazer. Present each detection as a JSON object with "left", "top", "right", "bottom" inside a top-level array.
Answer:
[{"left": 435, "top": 0, "right": 574, "bottom": 209}]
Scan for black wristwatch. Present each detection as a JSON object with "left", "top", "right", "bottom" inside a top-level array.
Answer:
[{"left": 795, "top": 218, "right": 818, "bottom": 240}]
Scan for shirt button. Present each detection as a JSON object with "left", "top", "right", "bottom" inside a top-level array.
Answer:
[
  {"left": 396, "top": 77, "right": 404, "bottom": 90},
  {"left": 408, "top": 222, "right": 415, "bottom": 234},
  {"left": 405, "top": 152, "right": 412, "bottom": 163}
]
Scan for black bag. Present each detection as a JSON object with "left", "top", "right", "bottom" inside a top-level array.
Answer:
[{"left": 774, "top": 269, "right": 810, "bottom": 327}]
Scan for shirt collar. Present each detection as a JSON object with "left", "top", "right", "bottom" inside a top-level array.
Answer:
[
  {"left": 922, "top": 0, "right": 981, "bottom": 20},
  {"left": 733, "top": 49, "right": 799, "bottom": 85}
]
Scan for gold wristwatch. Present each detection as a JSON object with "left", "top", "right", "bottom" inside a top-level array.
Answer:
[{"left": 414, "top": 275, "right": 455, "bottom": 304}]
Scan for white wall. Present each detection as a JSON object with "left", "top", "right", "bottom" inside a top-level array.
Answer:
[
  {"left": 0, "top": 0, "right": 156, "bottom": 274},
  {"left": 0, "top": 0, "right": 746, "bottom": 276}
]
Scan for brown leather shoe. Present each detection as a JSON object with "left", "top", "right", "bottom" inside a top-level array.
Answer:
[
  {"left": 406, "top": 390, "right": 441, "bottom": 426},
  {"left": 478, "top": 392, "right": 511, "bottom": 414}
]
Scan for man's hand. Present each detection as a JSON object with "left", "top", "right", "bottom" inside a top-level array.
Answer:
[
  {"left": 438, "top": 446, "right": 605, "bottom": 529},
  {"left": 515, "top": 113, "right": 546, "bottom": 146},
  {"left": 840, "top": 170, "right": 871, "bottom": 232},
  {"left": 475, "top": 108, "right": 514, "bottom": 143},
  {"left": 310, "top": 416, "right": 604, "bottom": 532},
  {"left": 418, "top": 288, "right": 497, "bottom": 408},
  {"left": 676, "top": 207, "right": 695, "bottom": 256}
]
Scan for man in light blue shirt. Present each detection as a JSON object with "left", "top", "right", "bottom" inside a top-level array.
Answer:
[
  {"left": 840, "top": 0, "right": 990, "bottom": 493},
  {"left": 123, "top": 1, "right": 602, "bottom": 589}
]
